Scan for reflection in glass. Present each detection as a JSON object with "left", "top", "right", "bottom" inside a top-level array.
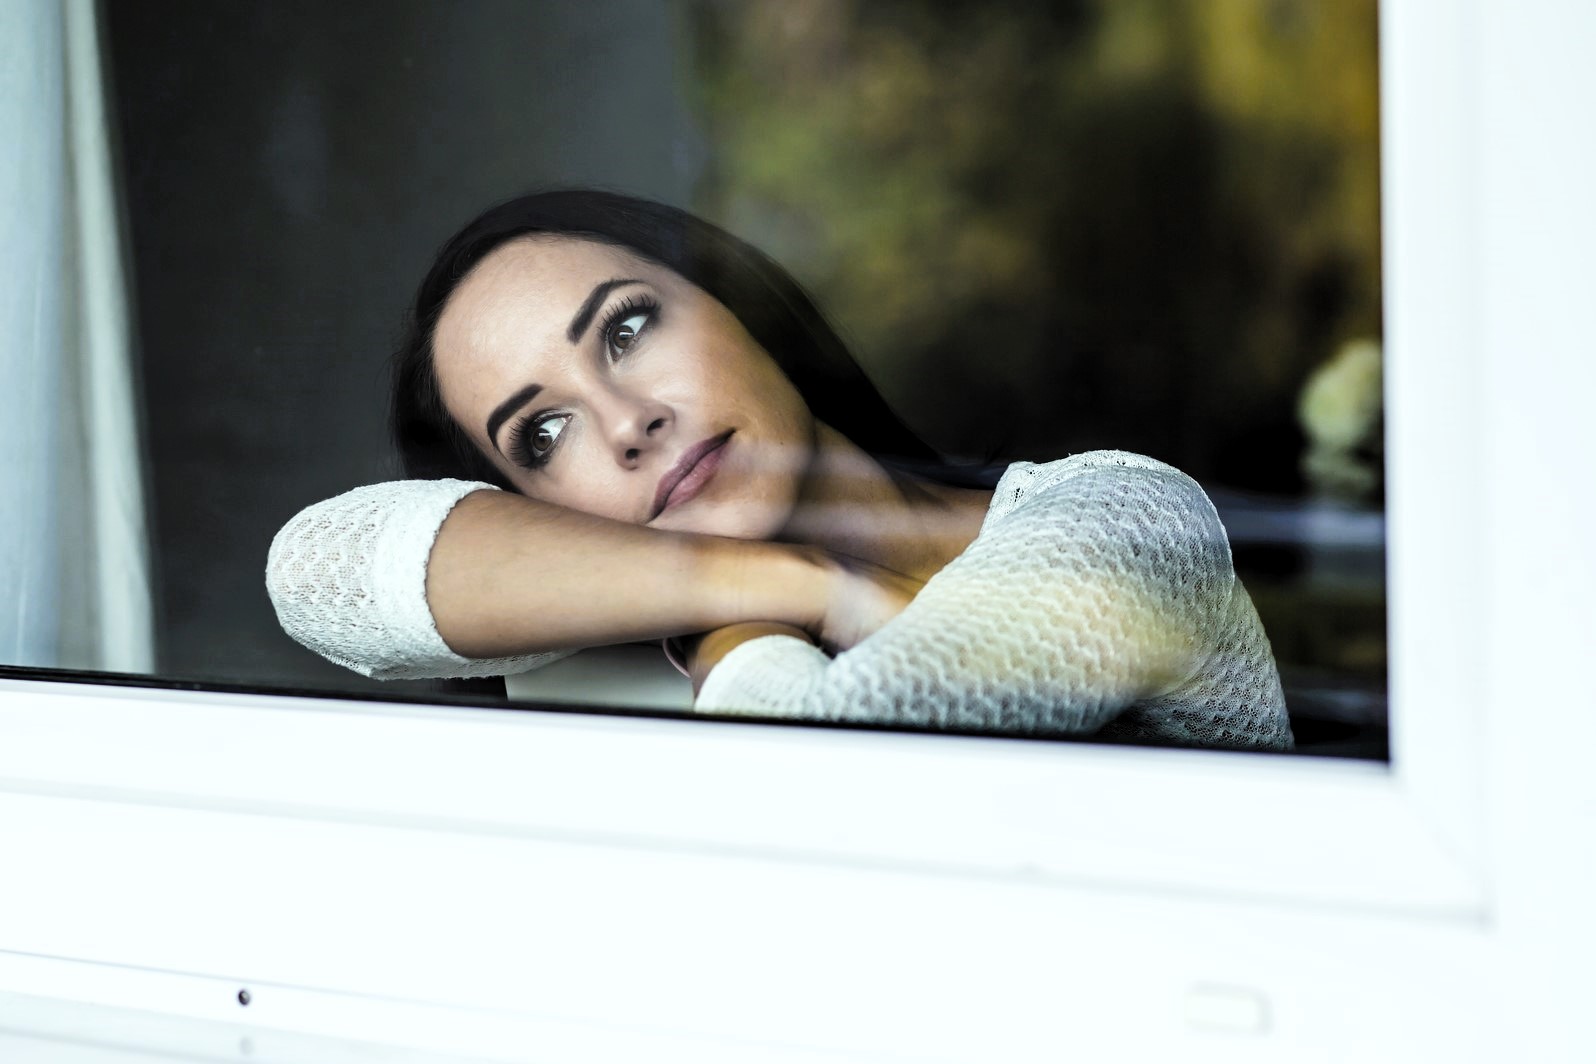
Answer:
[{"left": 3, "top": 0, "right": 1383, "bottom": 757}]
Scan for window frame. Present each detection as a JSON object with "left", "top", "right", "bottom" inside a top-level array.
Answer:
[{"left": 5, "top": 0, "right": 1573, "bottom": 1055}]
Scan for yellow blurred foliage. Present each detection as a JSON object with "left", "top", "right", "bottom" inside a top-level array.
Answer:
[{"left": 688, "top": 0, "right": 1381, "bottom": 482}]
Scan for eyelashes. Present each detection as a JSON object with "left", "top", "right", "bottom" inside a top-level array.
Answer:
[
  {"left": 506, "top": 410, "right": 569, "bottom": 469},
  {"left": 506, "top": 292, "right": 661, "bottom": 470},
  {"left": 597, "top": 293, "right": 660, "bottom": 360}
]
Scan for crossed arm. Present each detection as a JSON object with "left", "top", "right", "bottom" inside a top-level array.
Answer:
[
  {"left": 266, "top": 478, "right": 917, "bottom": 682},
  {"left": 690, "top": 460, "right": 1228, "bottom": 732}
]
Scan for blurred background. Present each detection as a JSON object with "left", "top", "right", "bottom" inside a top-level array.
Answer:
[{"left": 1, "top": 0, "right": 1385, "bottom": 756}]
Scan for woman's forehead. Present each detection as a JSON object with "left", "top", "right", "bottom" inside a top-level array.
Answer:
[{"left": 437, "top": 238, "right": 648, "bottom": 362}]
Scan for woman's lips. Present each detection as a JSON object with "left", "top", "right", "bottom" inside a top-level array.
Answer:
[{"left": 652, "top": 431, "right": 734, "bottom": 519}]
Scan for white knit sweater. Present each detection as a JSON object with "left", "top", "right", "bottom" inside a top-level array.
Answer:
[{"left": 266, "top": 451, "right": 1292, "bottom": 750}]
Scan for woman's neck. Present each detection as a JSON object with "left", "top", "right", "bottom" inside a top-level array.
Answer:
[{"left": 779, "top": 424, "right": 992, "bottom": 582}]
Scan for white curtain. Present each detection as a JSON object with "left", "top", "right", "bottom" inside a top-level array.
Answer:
[{"left": 1, "top": 0, "right": 153, "bottom": 673}]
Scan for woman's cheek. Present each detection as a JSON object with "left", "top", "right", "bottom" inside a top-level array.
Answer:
[{"left": 527, "top": 462, "right": 642, "bottom": 525}]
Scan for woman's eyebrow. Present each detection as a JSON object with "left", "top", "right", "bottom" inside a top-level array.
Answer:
[
  {"left": 567, "top": 277, "right": 644, "bottom": 343},
  {"left": 486, "top": 382, "right": 543, "bottom": 455},
  {"left": 485, "top": 278, "right": 647, "bottom": 453}
]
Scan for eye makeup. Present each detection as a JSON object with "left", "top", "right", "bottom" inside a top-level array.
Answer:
[
  {"left": 504, "top": 292, "right": 663, "bottom": 471},
  {"left": 506, "top": 410, "right": 570, "bottom": 469},
  {"left": 597, "top": 293, "right": 660, "bottom": 359}
]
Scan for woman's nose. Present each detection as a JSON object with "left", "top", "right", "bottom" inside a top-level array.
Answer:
[{"left": 598, "top": 390, "right": 672, "bottom": 466}]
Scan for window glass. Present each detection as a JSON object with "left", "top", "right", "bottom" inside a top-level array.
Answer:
[{"left": 3, "top": 0, "right": 1384, "bottom": 758}]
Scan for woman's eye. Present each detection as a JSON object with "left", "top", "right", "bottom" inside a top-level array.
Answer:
[
  {"left": 608, "top": 311, "right": 650, "bottom": 356},
  {"left": 528, "top": 414, "right": 570, "bottom": 458}
]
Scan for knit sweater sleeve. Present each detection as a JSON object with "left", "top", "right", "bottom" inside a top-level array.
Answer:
[
  {"left": 265, "top": 479, "right": 565, "bottom": 680},
  {"left": 695, "top": 451, "right": 1249, "bottom": 738}
]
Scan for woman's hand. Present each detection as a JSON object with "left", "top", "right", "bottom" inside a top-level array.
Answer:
[
  {"left": 423, "top": 489, "right": 922, "bottom": 665},
  {"left": 687, "top": 554, "right": 925, "bottom": 694},
  {"left": 809, "top": 555, "right": 925, "bottom": 653}
]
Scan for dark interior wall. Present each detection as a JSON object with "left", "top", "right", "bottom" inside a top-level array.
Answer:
[{"left": 106, "top": 1, "right": 704, "bottom": 690}]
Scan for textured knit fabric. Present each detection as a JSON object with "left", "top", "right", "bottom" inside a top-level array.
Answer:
[
  {"left": 266, "top": 478, "right": 561, "bottom": 680},
  {"left": 265, "top": 452, "right": 1291, "bottom": 750},
  {"left": 697, "top": 451, "right": 1292, "bottom": 749}
]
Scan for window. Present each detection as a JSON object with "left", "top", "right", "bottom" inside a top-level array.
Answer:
[
  {"left": 7, "top": 0, "right": 1384, "bottom": 758},
  {"left": 8, "top": 0, "right": 1592, "bottom": 1055}
]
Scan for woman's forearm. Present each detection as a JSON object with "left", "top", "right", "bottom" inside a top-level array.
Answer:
[{"left": 425, "top": 489, "right": 833, "bottom": 659}]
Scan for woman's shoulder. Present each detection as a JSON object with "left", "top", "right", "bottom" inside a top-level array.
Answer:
[
  {"left": 943, "top": 450, "right": 1238, "bottom": 639},
  {"left": 967, "top": 449, "right": 1235, "bottom": 585},
  {"left": 984, "top": 450, "right": 1210, "bottom": 526}
]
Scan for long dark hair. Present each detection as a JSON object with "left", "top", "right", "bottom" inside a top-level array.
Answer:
[{"left": 391, "top": 189, "right": 942, "bottom": 489}]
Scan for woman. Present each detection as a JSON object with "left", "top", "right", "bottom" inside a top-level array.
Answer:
[{"left": 267, "top": 190, "right": 1293, "bottom": 750}]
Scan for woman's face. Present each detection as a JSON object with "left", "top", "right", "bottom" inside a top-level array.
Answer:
[{"left": 432, "top": 235, "right": 816, "bottom": 539}]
